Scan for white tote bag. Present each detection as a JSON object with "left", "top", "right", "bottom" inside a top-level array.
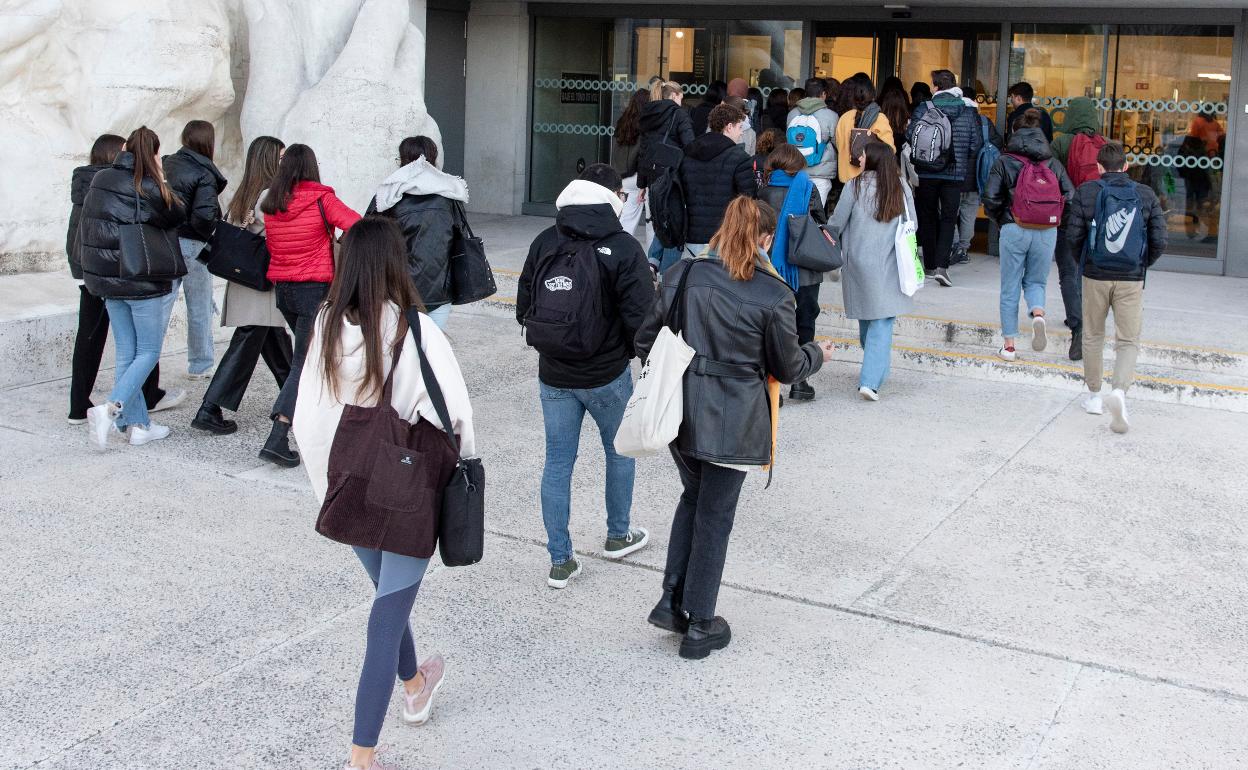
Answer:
[
  {"left": 895, "top": 186, "right": 923, "bottom": 296},
  {"left": 614, "top": 325, "right": 695, "bottom": 458}
]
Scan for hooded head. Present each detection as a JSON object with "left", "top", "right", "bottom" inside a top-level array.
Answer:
[
  {"left": 554, "top": 164, "right": 625, "bottom": 240},
  {"left": 1059, "top": 96, "right": 1102, "bottom": 136}
]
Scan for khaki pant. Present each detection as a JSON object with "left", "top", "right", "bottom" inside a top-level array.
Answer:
[{"left": 1082, "top": 278, "right": 1144, "bottom": 393}]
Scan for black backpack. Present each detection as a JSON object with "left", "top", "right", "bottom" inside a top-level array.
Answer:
[
  {"left": 522, "top": 234, "right": 613, "bottom": 357},
  {"left": 648, "top": 166, "right": 687, "bottom": 249}
]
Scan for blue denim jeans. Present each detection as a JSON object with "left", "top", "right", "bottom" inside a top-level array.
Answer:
[
  {"left": 998, "top": 224, "right": 1056, "bottom": 338},
  {"left": 105, "top": 291, "right": 174, "bottom": 430},
  {"left": 647, "top": 236, "right": 684, "bottom": 273},
  {"left": 858, "top": 317, "right": 896, "bottom": 391},
  {"left": 179, "top": 238, "right": 216, "bottom": 374},
  {"left": 538, "top": 367, "right": 635, "bottom": 565},
  {"left": 426, "top": 304, "right": 451, "bottom": 330}
]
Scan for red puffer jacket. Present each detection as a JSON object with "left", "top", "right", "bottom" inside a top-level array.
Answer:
[{"left": 264, "top": 181, "right": 361, "bottom": 283}]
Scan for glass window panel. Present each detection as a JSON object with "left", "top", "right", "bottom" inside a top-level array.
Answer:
[
  {"left": 1009, "top": 24, "right": 1113, "bottom": 116},
  {"left": 813, "top": 36, "right": 876, "bottom": 83},
  {"left": 897, "top": 37, "right": 964, "bottom": 92}
]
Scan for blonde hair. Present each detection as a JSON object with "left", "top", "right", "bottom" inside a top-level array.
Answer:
[
  {"left": 709, "top": 197, "right": 770, "bottom": 281},
  {"left": 650, "top": 80, "right": 684, "bottom": 101}
]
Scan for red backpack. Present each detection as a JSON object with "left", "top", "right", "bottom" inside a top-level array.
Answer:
[
  {"left": 1067, "top": 132, "right": 1107, "bottom": 188},
  {"left": 1008, "top": 154, "right": 1064, "bottom": 228}
]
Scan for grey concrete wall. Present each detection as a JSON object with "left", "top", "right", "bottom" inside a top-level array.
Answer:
[
  {"left": 1227, "top": 11, "right": 1248, "bottom": 277},
  {"left": 464, "top": 1, "right": 530, "bottom": 215}
]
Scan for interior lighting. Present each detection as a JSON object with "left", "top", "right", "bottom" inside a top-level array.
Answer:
[
  {"left": 675, "top": 30, "right": 685, "bottom": 39},
  {"left": 1198, "top": 72, "right": 1232, "bottom": 81}
]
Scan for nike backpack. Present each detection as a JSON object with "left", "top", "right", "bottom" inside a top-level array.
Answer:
[
  {"left": 1066, "top": 132, "right": 1108, "bottom": 189},
  {"left": 522, "top": 235, "right": 612, "bottom": 357},
  {"left": 1008, "top": 155, "right": 1064, "bottom": 228},
  {"left": 787, "top": 112, "right": 827, "bottom": 168},
  {"left": 1084, "top": 182, "right": 1147, "bottom": 273},
  {"left": 909, "top": 102, "right": 953, "bottom": 173}
]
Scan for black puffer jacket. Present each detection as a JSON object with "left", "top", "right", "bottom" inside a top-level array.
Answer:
[
  {"left": 67, "top": 163, "right": 110, "bottom": 279},
  {"left": 163, "top": 148, "right": 226, "bottom": 241},
  {"left": 79, "top": 152, "right": 187, "bottom": 299},
  {"left": 982, "top": 128, "right": 1074, "bottom": 227},
  {"left": 366, "top": 194, "right": 455, "bottom": 308},
  {"left": 635, "top": 255, "right": 822, "bottom": 465},
  {"left": 1066, "top": 172, "right": 1168, "bottom": 282},
  {"left": 679, "top": 133, "right": 759, "bottom": 244},
  {"left": 637, "top": 99, "right": 695, "bottom": 188},
  {"left": 756, "top": 180, "right": 827, "bottom": 287}
]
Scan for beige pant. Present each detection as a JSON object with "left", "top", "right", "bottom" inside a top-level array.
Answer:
[{"left": 1082, "top": 278, "right": 1144, "bottom": 393}]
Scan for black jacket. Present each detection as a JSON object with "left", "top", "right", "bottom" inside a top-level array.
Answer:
[
  {"left": 982, "top": 128, "right": 1074, "bottom": 227},
  {"left": 366, "top": 194, "right": 455, "bottom": 308},
  {"left": 1006, "top": 102, "right": 1054, "bottom": 143},
  {"left": 679, "top": 133, "right": 759, "bottom": 244},
  {"left": 162, "top": 148, "right": 227, "bottom": 241},
  {"left": 908, "top": 93, "right": 983, "bottom": 184},
  {"left": 637, "top": 100, "right": 695, "bottom": 188},
  {"left": 67, "top": 163, "right": 110, "bottom": 279},
  {"left": 690, "top": 100, "right": 717, "bottom": 136},
  {"left": 1066, "top": 172, "right": 1168, "bottom": 282},
  {"left": 756, "top": 181, "right": 827, "bottom": 286},
  {"left": 79, "top": 152, "right": 187, "bottom": 299},
  {"left": 517, "top": 204, "right": 657, "bottom": 389},
  {"left": 635, "top": 256, "right": 822, "bottom": 465}
]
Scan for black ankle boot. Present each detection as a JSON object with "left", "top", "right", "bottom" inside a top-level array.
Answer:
[
  {"left": 679, "top": 616, "right": 732, "bottom": 660},
  {"left": 789, "top": 380, "right": 815, "bottom": 401},
  {"left": 192, "top": 403, "right": 238, "bottom": 435},
  {"left": 259, "top": 420, "right": 300, "bottom": 468},
  {"left": 648, "top": 572, "right": 688, "bottom": 634},
  {"left": 1069, "top": 329, "right": 1083, "bottom": 361}
]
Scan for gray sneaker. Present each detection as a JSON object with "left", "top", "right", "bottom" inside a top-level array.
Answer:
[
  {"left": 603, "top": 527, "right": 649, "bottom": 559},
  {"left": 547, "top": 557, "right": 582, "bottom": 589}
]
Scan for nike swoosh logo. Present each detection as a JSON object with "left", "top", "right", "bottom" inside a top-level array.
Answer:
[{"left": 1105, "top": 208, "right": 1137, "bottom": 254}]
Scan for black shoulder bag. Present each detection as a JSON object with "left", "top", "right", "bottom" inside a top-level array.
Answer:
[
  {"left": 200, "top": 220, "right": 273, "bottom": 291},
  {"left": 448, "top": 202, "right": 497, "bottom": 305},
  {"left": 118, "top": 186, "right": 187, "bottom": 281}
]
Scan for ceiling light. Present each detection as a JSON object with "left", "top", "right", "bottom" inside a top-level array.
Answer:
[
  {"left": 675, "top": 30, "right": 685, "bottom": 39},
  {"left": 1198, "top": 72, "right": 1232, "bottom": 81}
]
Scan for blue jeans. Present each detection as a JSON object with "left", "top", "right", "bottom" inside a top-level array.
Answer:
[
  {"left": 105, "top": 291, "right": 174, "bottom": 430},
  {"left": 426, "top": 304, "right": 451, "bottom": 330},
  {"left": 538, "top": 367, "right": 635, "bottom": 565},
  {"left": 179, "top": 238, "right": 216, "bottom": 374},
  {"left": 647, "top": 237, "right": 683, "bottom": 273},
  {"left": 858, "top": 317, "right": 896, "bottom": 391},
  {"left": 998, "top": 224, "right": 1056, "bottom": 338}
]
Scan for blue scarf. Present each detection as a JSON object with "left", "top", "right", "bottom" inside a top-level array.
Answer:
[{"left": 766, "top": 169, "right": 812, "bottom": 290}]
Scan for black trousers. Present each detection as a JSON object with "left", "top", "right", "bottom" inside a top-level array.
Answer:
[
  {"left": 203, "top": 325, "right": 293, "bottom": 412},
  {"left": 1052, "top": 223, "right": 1083, "bottom": 332},
  {"left": 69, "top": 285, "right": 164, "bottom": 420},
  {"left": 665, "top": 448, "right": 747, "bottom": 620},
  {"left": 795, "top": 283, "right": 821, "bottom": 346},
  {"left": 916, "top": 178, "right": 963, "bottom": 271},
  {"left": 270, "top": 281, "right": 329, "bottom": 421}
]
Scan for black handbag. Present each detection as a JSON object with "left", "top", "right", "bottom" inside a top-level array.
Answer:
[
  {"left": 200, "top": 220, "right": 273, "bottom": 291},
  {"left": 786, "top": 215, "right": 843, "bottom": 272},
  {"left": 448, "top": 202, "right": 497, "bottom": 305},
  {"left": 118, "top": 188, "right": 186, "bottom": 281},
  {"left": 643, "top": 112, "right": 685, "bottom": 177},
  {"left": 405, "top": 307, "right": 485, "bottom": 566}
]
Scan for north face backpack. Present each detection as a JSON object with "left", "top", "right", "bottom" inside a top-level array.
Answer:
[
  {"left": 648, "top": 166, "right": 687, "bottom": 250},
  {"left": 976, "top": 117, "right": 1001, "bottom": 195},
  {"left": 522, "top": 235, "right": 612, "bottom": 358},
  {"left": 1066, "top": 132, "right": 1108, "bottom": 189},
  {"left": 1084, "top": 182, "right": 1147, "bottom": 273},
  {"left": 909, "top": 101, "right": 953, "bottom": 173},
  {"left": 787, "top": 112, "right": 827, "bottom": 168},
  {"left": 1008, "top": 154, "right": 1064, "bottom": 228}
]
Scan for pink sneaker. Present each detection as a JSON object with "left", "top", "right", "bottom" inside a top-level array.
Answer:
[
  {"left": 345, "top": 758, "right": 399, "bottom": 770},
  {"left": 401, "top": 653, "right": 445, "bottom": 725}
]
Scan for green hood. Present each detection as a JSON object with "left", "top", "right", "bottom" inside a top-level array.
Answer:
[
  {"left": 1051, "top": 96, "right": 1103, "bottom": 165},
  {"left": 797, "top": 97, "right": 828, "bottom": 115}
]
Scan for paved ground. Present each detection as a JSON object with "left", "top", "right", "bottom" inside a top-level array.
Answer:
[{"left": 2, "top": 215, "right": 1247, "bottom": 769}]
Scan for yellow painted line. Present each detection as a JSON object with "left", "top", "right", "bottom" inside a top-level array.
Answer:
[{"left": 494, "top": 267, "right": 522, "bottom": 278}]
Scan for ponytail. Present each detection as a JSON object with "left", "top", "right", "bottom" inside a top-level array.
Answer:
[
  {"left": 650, "top": 80, "right": 684, "bottom": 102},
  {"left": 125, "top": 126, "right": 174, "bottom": 207},
  {"left": 709, "top": 196, "right": 766, "bottom": 281}
]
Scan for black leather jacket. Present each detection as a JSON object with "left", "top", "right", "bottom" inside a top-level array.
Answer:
[
  {"left": 635, "top": 256, "right": 823, "bottom": 465},
  {"left": 367, "top": 193, "right": 456, "bottom": 308},
  {"left": 79, "top": 152, "right": 187, "bottom": 299},
  {"left": 163, "top": 147, "right": 227, "bottom": 241},
  {"left": 67, "top": 163, "right": 109, "bottom": 279},
  {"left": 637, "top": 100, "right": 695, "bottom": 188}
]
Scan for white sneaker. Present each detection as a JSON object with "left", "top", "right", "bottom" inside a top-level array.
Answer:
[
  {"left": 1032, "top": 315, "right": 1048, "bottom": 351},
  {"left": 1106, "top": 389, "right": 1129, "bottom": 434},
  {"left": 997, "top": 346, "right": 1017, "bottom": 362},
  {"left": 150, "top": 388, "right": 187, "bottom": 413},
  {"left": 1083, "top": 393, "right": 1104, "bottom": 415},
  {"left": 86, "top": 402, "right": 120, "bottom": 450},
  {"left": 129, "top": 422, "right": 171, "bottom": 445},
  {"left": 187, "top": 370, "right": 214, "bottom": 381},
  {"left": 858, "top": 386, "right": 879, "bottom": 401}
]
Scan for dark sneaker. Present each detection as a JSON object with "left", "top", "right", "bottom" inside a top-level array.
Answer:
[
  {"left": 679, "top": 616, "right": 732, "bottom": 660},
  {"left": 934, "top": 268, "right": 953, "bottom": 287},
  {"left": 603, "top": 527, "right": 649, "bottom": 560},
  {"left": 1068, "top": 330, "right": 1083, "bottom": 361},
  {"left": 950, "top": 246, "right": 970, "bottom": 265},
  {"left": 789, "top": 381, "right": 815, "bottom": 401},
  {"left": 547, "top": 557, "right": 582, "bottom": 589}
]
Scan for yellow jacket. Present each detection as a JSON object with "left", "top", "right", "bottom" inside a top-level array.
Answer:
[{"left": 836, "top": 110, "right": 896, "bottom": 182}]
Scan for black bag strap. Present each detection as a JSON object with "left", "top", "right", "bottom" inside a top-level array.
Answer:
[
  {"left": 661, "top": 110, "right": 678, "bottom": 143},
  {"left": 664, "top": 257, "right": 700, "bottom": 332},
  {"left": 451, "top": 200, "right": 476, "bottom": 240},
  {"left": 317, "top": 198, "right": 335, "bottom": 258},
  {"left": 403, "top": 307, "right": 460, "bottom": 455}
]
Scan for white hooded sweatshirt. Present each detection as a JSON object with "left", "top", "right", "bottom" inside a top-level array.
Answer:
[{"left": 373, "top": 158, "right": 470, "bottom": 213}]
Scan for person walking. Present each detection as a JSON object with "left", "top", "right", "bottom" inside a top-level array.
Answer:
[
  {"left": 78, "top": 126, "right": 187, "bottom": 448},
  {"left": 755, "top": 143, "right": 827, "bottom": 402},
  {"left": 680, "top": 102, "right": 759, "bottom": 256},
  {"left": 785, "top": 78, "right": 840, "bottom": 205},
  {"left": 259, "top": 144, "right": 361, "bottom": 467},
  {"left": 516, "top": 164, "right": 656, "bottom": 589},
  {"left": 637, "top": 196, "right": 833, "bottom": 659},
  {"left": 950, "top": 84, "right": 1001, "bottom": 267},
  {"left": 907, "top": 70, "right": 983, "bottom": 287},
  {"left": 836, "top": 77, "right": 894, "bottom": 185},
  {"left": 611, "top": 88, "right": 653, "bottom": 247},
  {"left": 1005, "top": 82, "right": 1054, "bottom": 141},
  {"left": 830, "top": 141, "right": 915, "bottom": 400},
  {"left": 690, "top": 80, "right": 726, "bottom": 136},
  {"left": 293, "top": 217, "right": 475, "bottom": 770},
  {"left": 759, "top": 88, "right": 790, "bottom": 133},
  {"left": 1065, "top": 142, "right": 1167, "bottom": 434},
  {"left": 191, "top": 135, "right": 293, "bottom": 435},
  {"left": 982, "top": 110, "right": 1074, "bottom": 361},
  {"left": 66, "top": 133, "right": 184, "bottom": 426},
  {"left": 638, "top": 80, "right": 696, "bottom": 272},
  {"left": 163, "top": 120, "right": 227, "bottom": 379},
  {"left": 366, "top": 136, "right": 469, "bottom": 331}
]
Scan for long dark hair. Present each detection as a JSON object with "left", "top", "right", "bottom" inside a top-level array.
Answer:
[
  {"left": 614, "top": 89, "right": 649, "bottom": 147},
  {"left": 90, "top": 134, "right": 125, "bottom": 166},
  {"left": 125, "top": 126, "right": 174, "bottom": 207},
  {"left": 399, "top": 135, "right": 438, "bottom": 166},
  {"left": 765, "top": 88, "right": 789, "bottom": 127},
  {"left": 227, "top": 136, "right": 284, "bottom": 224},
  {"left": 181, "top": 120, "right": 216, "bottom": 160},
  {"left": 854, "top": 141, "right": 905, "bottom": 223},
  {"left": 879, "top": 90, "right": 910, "bottom": 144},
  {"left": 261, "top": 144, "right": 320, "bottom": 215},
  {"left": 319, "top": 216, "right": 422, "bottom": 403}
]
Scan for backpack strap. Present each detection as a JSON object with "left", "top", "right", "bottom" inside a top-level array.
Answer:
[
  {"left": 664, "top": 257, "right": 701, "bottom": 332},
  {"left": 403, "top": 306, "right": 460, "bottom": 455}
]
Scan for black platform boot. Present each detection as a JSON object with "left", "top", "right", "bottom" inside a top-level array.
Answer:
[
  {"left": 191, "top": 403, "right": 238, "bottom": 435},
  {"left": 647, "top": 572, "right": 688, "bottom": 634},
  {"left": 679, "top": 616, "right": 732, "bottom": 660},
  {"left": 259, "top": 420, "right": 300, "bottom": 468}
]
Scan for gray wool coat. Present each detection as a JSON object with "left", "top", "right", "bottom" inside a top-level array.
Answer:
[
  {"left": 220, "top": 195, "right": 284, "bottom": 328},
  {"left": 829, "top": 172, "right": 915, "bottom": 321}
]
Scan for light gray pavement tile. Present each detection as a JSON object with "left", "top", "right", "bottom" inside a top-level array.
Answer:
[
  {"left": 854, "top": 397, "right": 1248, "bottom": 696},
  {"left": 31, "top": 535, "right": 1082, "bottom": 770}
]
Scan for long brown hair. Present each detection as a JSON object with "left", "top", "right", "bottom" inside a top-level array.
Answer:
[
  {"left": 125, "top": 126, "right": 174, "bottom": 207},
  {"left": 879, "top": 89, "right": 910, "bottom": 144},
  {"left": 319, "top": 216, "right": 422, "bottom": 403},
  {"left": 854, "top": 141, "right": 905, "bottom": 222},
  {"left": 261, "top": 144, "right": 320, "bottom": 215},
  {"left": 181, "top": 120, "right": 216, "bottom": 160},
  {"left": 227, "top": 136, "right": 284, "bottom": 224},
  {"left": 614, "top": 88, "right": 649, "bottom": 146},
  {"left": 709, "top": 196, "right": 768, "bottom": 281},
  {"left": 90, "top": 134, "right": 125, "bottom": 166}
]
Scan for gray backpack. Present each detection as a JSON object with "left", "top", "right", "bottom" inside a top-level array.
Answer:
[{"left": 909, "top": 101, "right": 953, "bottom": 173}]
